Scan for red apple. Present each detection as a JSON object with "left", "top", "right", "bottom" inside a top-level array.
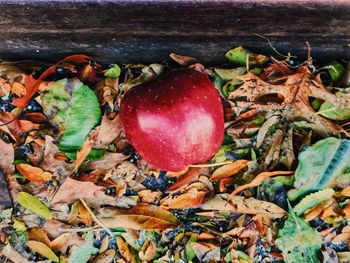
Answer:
[{"left": 120, "top": 68, "right": 224, "bottom": 172}]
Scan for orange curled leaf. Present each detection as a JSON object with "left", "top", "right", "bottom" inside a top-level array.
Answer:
[
  {"left": 228, "top": 171, "right": 294, "bottom": 200},
  {"left": 236, "top": 109, "right": 257, "bottom": 122},
  {"left": 168, "top": 167, "right": 202, "bottom": 192},
  {"left": 13, "top": 54, "right": 95, "bottom": 108},
  {"left": 16, "top": 163, "right": 52, "bottom": 182},
  {"left": 70, "top": 135, "right": 96, "bottom": 175},
  {"left": 166, "top": 188, "right": 207, "bottom": 209},
  {"left": 340, "top": 185, "right": 350, "bottom": 197},
  {"left": 211, "top": 160, "right": 249, "bottom": 181}
]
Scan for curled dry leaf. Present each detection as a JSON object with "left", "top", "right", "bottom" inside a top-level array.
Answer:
[
  {"left": 202, "top": 194, "right": 286, "bottom": 218},
  {"left": 165, "top": 188, "right": 207, "bottom": 209},
  {"left": 94, "top": 114, "right": 122, "bottom": 149},
  {"left": 167, "top": 167, "right": 204, "bottom": 192},
  {"left": 228, "top": 170, "right": 294, "bottom": 199},
  {"left": 169, "top": 53, "right": 200, "bottom": 66},
  {"left": 71, "top": 133, "right": 96, "bottom": 174},
  {"left": 211, "top": 160, "right": 249, "bottom": 181},
  {"left": 16, "top": 164, "right": 52, "bottom": 182},
  {"left": 0, "top": 112, "right": 40, "bottom": 143},
  {"left": 99, "top": 203, "right": 179, "bottom": 230},
  {"left": 139, "top": 240, "right": 156, "bottom": 261},
  {"left": 116, "top": 236, "right": 132, "bottom": 262}
]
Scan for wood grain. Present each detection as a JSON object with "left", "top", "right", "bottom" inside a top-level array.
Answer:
[{"left": 0, "top": 0, "right": 348, "bottom": 64}]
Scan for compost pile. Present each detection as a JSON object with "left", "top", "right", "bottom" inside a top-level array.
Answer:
[{"left": 0, "top": 47, "right": 350, "bottom": 263}]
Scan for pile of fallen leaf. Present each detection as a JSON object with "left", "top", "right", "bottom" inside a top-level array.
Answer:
[{"left": 0, "top": 47, "right": 350, "bottom": 263}]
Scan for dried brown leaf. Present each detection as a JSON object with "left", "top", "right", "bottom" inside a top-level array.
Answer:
[
  {"left": 99, "top": 203, "right": 179, "bottom": 230},
  {"left": 39, "top": 136, "right": 73, "bottom": 179},
  {"left": 202, "top": 194, "right": 286, "bottom": 218},
  {"left": 50, "top": 233, "right": 70, "bottom": 252},
  {"left": 94, "top": 114, "right": 122, "bottom": 149},
  {"left": 0, "top": 139, "right": 14, "bottom": 176},
  {"left": 50, "top": 176, "right": 103, "bottom": 204}
]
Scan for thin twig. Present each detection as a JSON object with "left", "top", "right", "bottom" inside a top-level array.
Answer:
[
  {"left": 255, "top": 33, "right": 295, "bottom": 59},
  {"left": 79, "top": 198, "right": 114, "bottom": 237}
]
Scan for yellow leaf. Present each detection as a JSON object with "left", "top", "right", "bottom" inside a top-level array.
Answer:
[
  {"left": 26, "top": 240, "right": 59, "bottom": 262},
  {"left": 18, "top": 192, "right": 52, "bottom": 220}
]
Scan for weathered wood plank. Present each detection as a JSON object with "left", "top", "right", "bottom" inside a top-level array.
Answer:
[{"left": 0, "top": 0, "right": 348, "bottom": 63}]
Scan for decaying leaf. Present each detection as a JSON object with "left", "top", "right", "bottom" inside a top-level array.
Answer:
[
  {"left": 289, "top": 138, "right": 350, "bottom": 201},
  {"left": 202, "top": 194, "right": 286, "bottom": 218},
  {"left": 99, "top": 203, "right": 179, "bottom": 230},
  {"left": 50, "top": 176, "right": 100, "bottom": 204},
  {"left": 94, "top": 114, "right": 122, "bottom": 148},
  {"left": 276, "top": 211, "right": 322, "bottom": 263}
]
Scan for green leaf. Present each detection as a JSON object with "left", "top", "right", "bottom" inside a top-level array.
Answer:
[
  {"left": 276, "top": 212, "right": 322, "bottom": 263},
  {"left": 214, "top": 67, "right": 246, "bottom": 81},
  {"left": 288, "top": 137, "right": 350, "bottom": 201},
  {"left": 104, "top": 64, "right": 121, "bottom": 79},
  {"left": 17, "top": 192, "right": 52, "bottom": 219},
  {"left": 68, "top": 231, "right": 98, "bottom": 263},
  {"left": 65, "top": 148, "right": 106, "bottom": 161},
  {"left": 42, "top": 78, "right": 101, "bottom": 151},
  {"left": 318, "top": 101, "right": 350, "bottom": 121},
  {"left": 293, "top": 188, "right": 335, "bottom": 216},
  {"left": 185, "top": 235, "right": 197, "bottom": 262},
  {"left": 224, "top": 46, "right": 268, "bottom": 66},
  {"left": 327, "top": 60, "right": 345, "bottom": 83}
]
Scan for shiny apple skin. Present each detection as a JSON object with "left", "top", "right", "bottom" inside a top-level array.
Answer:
[{"left": 120, "top": 68, "right": 224, "bottom": 172}]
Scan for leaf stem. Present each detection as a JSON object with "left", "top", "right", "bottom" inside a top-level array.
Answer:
[{"left": 79, "top": 198, "right": 114, "bottom": 237}]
